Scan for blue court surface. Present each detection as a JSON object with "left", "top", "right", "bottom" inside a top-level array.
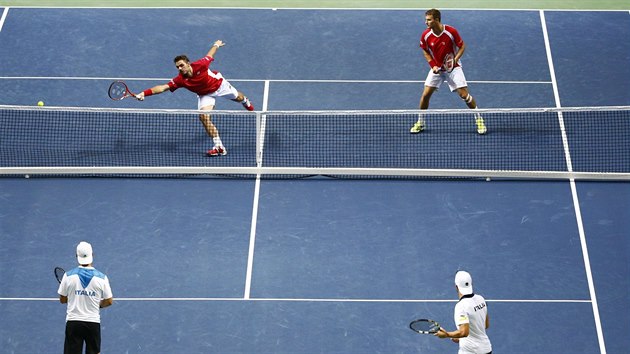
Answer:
[{"left": 1, "top": 7, "right": 630, "bottom": 353}]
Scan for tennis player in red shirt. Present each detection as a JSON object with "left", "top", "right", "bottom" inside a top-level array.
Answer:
[
  {"left": 136, "top": 40, "right": 254, "bottom": 156},
  {"left": 410, "top": 9, "right": 486, "bottom": 135}
]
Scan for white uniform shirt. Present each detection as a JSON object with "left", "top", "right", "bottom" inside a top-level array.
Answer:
[
  {"left": 57, "top": 266, "right": 113, "bottom": 323},
  {"left": 454, "top": 294, "right": 492, "bottom": 354}
]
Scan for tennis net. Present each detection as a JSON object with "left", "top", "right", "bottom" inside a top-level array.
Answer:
[{"left": 1, "top": 105, "right": 629, "bottom": 179}]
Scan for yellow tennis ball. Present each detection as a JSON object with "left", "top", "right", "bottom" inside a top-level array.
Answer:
[{"left": 37, "top": 101, "right": 44, "bottom": 106}]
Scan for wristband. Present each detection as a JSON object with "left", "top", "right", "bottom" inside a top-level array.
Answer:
[{"left": 143, "top": 89, "right": 153, "bottom": 97}]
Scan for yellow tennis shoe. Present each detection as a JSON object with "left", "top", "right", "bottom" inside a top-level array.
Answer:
[
  {"left": 476, "top": 116, "right": 487, "bottom": 135},
  {"left": 410, "top": 120, "right": 425, "bottom": 134}
]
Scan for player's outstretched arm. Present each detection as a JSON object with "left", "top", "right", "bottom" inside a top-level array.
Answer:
[
  {"left": 136, "top": 84, "right": 170, "bottom": 100},
  {"left": 207, "top": 40, "right": 225, "bottom": 58}
]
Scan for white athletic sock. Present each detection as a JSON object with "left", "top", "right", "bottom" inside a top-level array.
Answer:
[{"left": 474, "top": 107, "right": 482, "bottom": 120}]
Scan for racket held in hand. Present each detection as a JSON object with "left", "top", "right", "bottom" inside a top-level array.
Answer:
[
  {"left": 54, "top": 266, "right": 65, "bottom": 284},
  {"left": 108, "top": 80, "right": 138, "bottom": 100},
  {"left": 409, "top": 318, "right": 441, "bottom": 334},
  {"left": 442, "top": 53, "right": 455, "bottom": 73}
]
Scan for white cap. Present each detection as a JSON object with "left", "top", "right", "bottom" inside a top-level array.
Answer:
[
  {"left": 455, "top": 271, "right": 473, "bottom": 295},
  {"left": 76, "top": 241, "right": 93, "bottom": 265}
]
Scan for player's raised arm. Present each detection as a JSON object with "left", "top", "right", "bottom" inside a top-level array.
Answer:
[
  {"left": 207, "top": 40, "right": 225, "bottom": 58},
  {"left": 136, "top": 84, "right": 170, "bottom": 100}
]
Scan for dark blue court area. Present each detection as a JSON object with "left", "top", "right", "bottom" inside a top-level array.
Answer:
[{"left": 1, "top": 7, "right": 629, "bottom": 353}]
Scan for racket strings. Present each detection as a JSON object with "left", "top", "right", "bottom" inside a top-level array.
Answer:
[
  {"left": 443, "top": 53, "right": 455, "bottom": 72},
  {"left": 410, "top": 319, "right": 440, "bottom": 333},
  {"left": 54, "top": 267, "right": 65, "bottom": 283},
  {"left": 108, "top": 82, "right": 128, "bottom": 100}
]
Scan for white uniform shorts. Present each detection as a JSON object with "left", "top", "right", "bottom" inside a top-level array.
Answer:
[
  {"left": 197, "top": 72, "right": 239, "bottom": 109},
  {"left": 424, "top": 66, "right": 468, "bottom": 92}
]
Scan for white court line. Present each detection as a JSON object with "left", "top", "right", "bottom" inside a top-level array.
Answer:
[
  {"left": 242, "top": 80, "right": 270, "bottom": 300},
  {"left": 0, "top": 297, "right": 592, "bottom": 303},
  {"left": 0, "top": 7, "right": 9, "bottom": 33},
  {"left": 243, "top": 174, "right": 260, "bottom": 300},
  {"left": 540, "top": 10, "right": 606, "bottom": 354},
  {"left": 0, "top": 76, "right": 551, "bottom": 85}
]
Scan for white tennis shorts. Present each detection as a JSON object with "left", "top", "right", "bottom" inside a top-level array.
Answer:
[
  {"left": 424, "top": 66, "right": 468, "bottom": 92},
  {"left": 197, "top": 72, "right": 239, "bottom": 109}
]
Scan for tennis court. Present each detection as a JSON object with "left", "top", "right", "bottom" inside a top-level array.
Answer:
[{"left": 1, "top": 2, "right": 629, "bottom": 353}]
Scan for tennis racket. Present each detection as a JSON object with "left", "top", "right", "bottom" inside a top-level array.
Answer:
[
  {"left": 442, "top": 53, "right": 455, "bottom": 73},
  {"left": 108, "top": 80, "right": 138, "bottom": 100},
  {"left": 54, "top": 266, "right": 65, "bottom": 284},
  {"left": 409, "top": 318, "right": 441, "bottom": 334}
]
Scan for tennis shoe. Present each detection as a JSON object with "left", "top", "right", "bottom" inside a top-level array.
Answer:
[
  {"left": 242, "top": 100, "right": 254, "bottom": 111},
  {"left": 410, "top": 120, "right": 425, "bottom": 134},
  {"left": 476, "top": 116, "right": 487, "bottom": 135},
  {"left": 207, "top": 146, "right": 227, "bottom": 156}
]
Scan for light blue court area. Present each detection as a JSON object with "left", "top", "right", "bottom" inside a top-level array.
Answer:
[
  {"left": 1, "top": 6, "right": 629, "bottom": 353},
  {"left": 0, "top": 178, "right": 255, "bottom": 298},
  {"left": 543, "top": 11, "right": 630, "bottom": 107},
  {"left": 0, "top": 177, "right": 617, "bottom": 353},
  {"left": 576, "top": 182, "right": 630, "bottom": 354},
  {"left": 252, "top": 180, "right": 590, "bottom": 301},
  {"left": 0, "top": 8, "right": 568, "bottom": 109}
]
